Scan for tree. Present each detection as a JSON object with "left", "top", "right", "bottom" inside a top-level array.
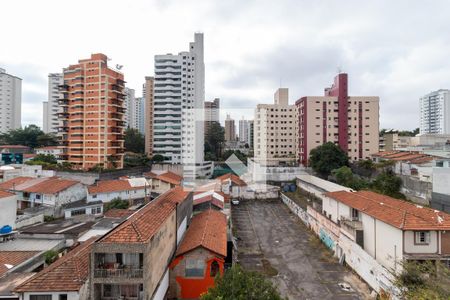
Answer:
[
  {"left": 30, "top": 154, "right": 57, "bottom": 164},
  {"left": 0, "top": 125, "right": 56, "bottom": 149},
  {"left": 124, "top": 128, "right": 145, "bottom": 153},
  {"left": 201, "top": 265, "right": 285, "bottom": 300},
  {"left": 221, "top": 150, "right": 247, "bottom": 164},
  {"left": 396, "top": 260, "right": 450, "bottom": 299},
  {"left": 205, "top": 122, "right": 225, "bottom": 161},
  {"left": 44, "top": 250, "right": 58, "bottom": 265},
  {"left": 332, "top": 166, "right": 369, "bottom": 190},
  {"left": 151, "top": 154, "right": 165, "bottom": 162},
  {"left": 104, "top": 197, "right": 129, "bottom": 211},
  {"left": 309, "top": 142, "right": 348, "bottom": 178},
  {"left": 124, "top": 153, "right": 151, "bottom": 168},
  {"left": 371, "top": 170, "right": 403, "bottom": 198}
]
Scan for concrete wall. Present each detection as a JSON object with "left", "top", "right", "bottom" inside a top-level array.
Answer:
[
  {"left": 22, "top": 291, "right": 80, "bottom": 300},
  {"left": 0, "top": 194, "right": 16, "bottom": 229},
  {"left": 399, "top": 174, "right": 432, "bottom": 205},
  {"left": 151, "top": 163, "right": 183, "bottom": 176},
  {"left": 374, "top": 220, "right": 403, "bottom": 273},
  {"left": 281, "top": 194, "right": 309, "bottom": 225},
  {"left": 404, "top": 230, "right": 438, "bottom": 254},
  {"left": 145, "top": 210, "right": 176, "bottom": 299},
  {"left": 87, "top": 188, "right": 146, "bottom": 203},
  {"left": 16, "top": 213, "right": 44, "bottom": 228}
]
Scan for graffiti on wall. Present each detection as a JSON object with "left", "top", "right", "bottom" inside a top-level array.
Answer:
[
  {"left": 319, "top": 228, "right": 335, "bottom": 250},
  {"left": 281, "top": 194, "right": 309, "bottom": 225}
]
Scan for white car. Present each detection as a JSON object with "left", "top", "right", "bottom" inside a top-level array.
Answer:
[{"left": 232, "top": 199, "right": 240, "bottom": 205}]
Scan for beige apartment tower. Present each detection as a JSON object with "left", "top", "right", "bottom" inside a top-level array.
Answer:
[
  {"left": 254, "top": 88, "right": 298, "bottom": 164},
  {"left": 58, "top": 53, "right": 125, "bottom": 170},
  {"left": 144, "top": 76, "right": 154, "bottom": 156},
  {"left": 225, "top": 114, "right": 236, "bottom": 142}
]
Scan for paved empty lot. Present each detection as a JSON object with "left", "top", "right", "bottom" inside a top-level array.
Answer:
[{"left": 232, "top": 200, "right": 372, "bottom": 300}]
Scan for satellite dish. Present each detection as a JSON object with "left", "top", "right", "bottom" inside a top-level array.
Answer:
[{"left": 116, "top": 64, "right": 123, "bottom": 70}]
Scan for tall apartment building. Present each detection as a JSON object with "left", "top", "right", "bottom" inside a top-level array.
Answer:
[
  {"left": 124, "top": 87, "right": 135, "bottom": 129},
  {"left": 0, "top": 68, "right": 21, "bottom": 133},
  {"left": 154, "top": 33, "right": 210, "bottom": 178},
  {"left": 43, "top": 73, "right": 63, "bottom": 134},
  {"left": 58, "top": 53, "right": 125, "bottom": 170},
  {"left": 225, "top": 114, "right": 236, "bottom": 142},
  {"left": 420, "top": 89, "right": 450, "bottom": 134},
  {"left": 239, "top": 117, "right": 250, "bottom": 144},
  {"left": 248, "top": 120, "right": 254, "bottom": 148},
  {"left": 135, "top": 97, "right": 145, "bottom": 134},
  {"left": 204, "top": 98, "right": 220, "bottom": 137},
  {"left": 254, "top": 88, "right": 298, "bottom": 164},
  {"left": 296, "top": 73, "right": 379, "bottom": 165},
  {"left": 144, "top": 76, "right": 154, "bottom": 156}
]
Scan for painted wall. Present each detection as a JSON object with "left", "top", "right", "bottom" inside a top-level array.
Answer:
[
  {"left": 0, "top": 194, "right": 17, "bottom": 229},
  {"left": 87, "top": 188, "right": 146, "bottom": 203},
  {"left": 22, "top": 291, "right": 80, "bottom": 300},
  {"left": 374, "top": 220, "right": 403, "bottom": 273},
  {"left": 403, "top": 230, "right": 438, "bottom": 254}
]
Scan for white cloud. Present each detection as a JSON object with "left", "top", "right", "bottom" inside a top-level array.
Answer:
[{"left": 1, "top": 0, "right": 449, "bottom": 130}]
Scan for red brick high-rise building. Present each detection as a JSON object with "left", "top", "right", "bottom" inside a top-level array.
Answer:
[
  {"left": 58, "top": 53, "right": 125, "bottom": 170},
  {"left": 296, "top": 73, "right": 379, "bottom": 166}
]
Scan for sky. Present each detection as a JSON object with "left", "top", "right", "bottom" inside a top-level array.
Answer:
[{"left": 2, "top": 0, "right": 450, "bottom": 130}]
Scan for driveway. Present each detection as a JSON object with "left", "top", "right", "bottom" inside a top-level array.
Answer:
[{"left": 232, "top": 200, "right": 372, "bottom": 300}]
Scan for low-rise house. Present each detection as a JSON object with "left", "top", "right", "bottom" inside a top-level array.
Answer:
[
  {"left": 89, "top": 187, "right": 191, "bottom": 300},
  {"left": 0, "top": 190, "right": 17, "bottom": 230},
  {"left": 14, "top": 238, "right": 95, "bottom": 300},
  {"left": 193, "top": 190, "right": 230, "bottom": 212},
  {"left": 0, "top": 176, "right": 85, "bottom": 212},
  {"left": 87, "top": 178, "right": 149, "bottom": 204},
  {"left": 34, "top": 146, "right": 62, "bottom": 158},
  {"left": 0, "top": 145, "right": 31, "bottom": 154},
  {"left": 216, "top": 173, "right": 247, "bottom": 198},
  {"left": 146, "top": 171, "right": 183, "bottom": 195},
  {"left": 62, "top": 199, "right": 103, "bottom": 219},
  {"left": 321, "top": 190, "right": 450, "bottom": 272},
  {"left": 169, "top": 209, "right": 227, "bottom": 300}
]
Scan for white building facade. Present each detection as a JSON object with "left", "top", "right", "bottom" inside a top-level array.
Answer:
[
  {"left": 0, "top": 68, "right": 21, "bottom": 133},
  {"left": 43, "top": 73, "right": 63, "bottom": 134},
  {"left": 420, "top": 89, "right": 450, "bottom": 134},
  {"left": 239, "top": 117, "right": 250, "bottom": 144},
  {"left": 153, "top": 33, "right": 210, "bottom": 178}
]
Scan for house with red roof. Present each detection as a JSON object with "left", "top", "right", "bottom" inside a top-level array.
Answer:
[
  {"left": 0, "top": 190, "right": 17, "bottom": 230},
  {"left": 168, "top": 209, "right": 228, "bottom": 300},
  {"left": 216, "top": 173, "right": 247, "bottom": 198},
  {"left": 321, "top": 190, "right": 450, "bottom": 273},
  {"left": 145, "top": 171, "right": 183, "bottom": 195},
  {"left": 14, "top": 238, "right": 95, "bottom": 300},
  {"left": 89, "top": 187, "right": 192, "bottom": 300},
  {"left": 87, "top": 177, "right": 149, "bottom": 204}
]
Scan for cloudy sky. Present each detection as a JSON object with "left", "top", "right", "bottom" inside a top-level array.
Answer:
[{"left": 2, "top": 0, "right": 449, "bottom": 130}]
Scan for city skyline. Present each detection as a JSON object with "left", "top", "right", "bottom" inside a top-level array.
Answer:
[{"left": 2, "top": 0, "right": 450, "bottom": 130}]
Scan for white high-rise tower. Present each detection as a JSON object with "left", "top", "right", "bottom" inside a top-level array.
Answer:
[
  {"left": 0, "top": 68, "right": 21, "bottom": 133},
  {"left": 420, "top": 90, "right": 450, "bottom": 134},
  {"left": 153, "top": 33, "right": 211, "bottom": 178},
  {"left": 43, "top": 73, "right": 63, "bottom": 134}
]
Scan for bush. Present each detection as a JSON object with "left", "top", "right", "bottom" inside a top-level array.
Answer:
[
  {"left": 44, "top": 250, "right": 58, "bottom": 265},
  {"left": 104, "top": 197, "right": 129, "bottom": 211}
]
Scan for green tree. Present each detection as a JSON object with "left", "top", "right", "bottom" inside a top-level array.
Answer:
[
  {"left": 332, "top": 166, "right": 369, "bottom": 190},
  {"left": 44, "top": 250, "right": 58, "bottom": 265},
  {"left": 221, "top": 150, "right": 247, "bottom": 164},
  {"left": 0, "top": 125, "right": 56, "bottom": 149},
  {"left": 205, "top": 122, "right": 225, "bottom": 160},
  {"left": 201, "top": 265, "right": 285, "bottom": 300},
  {"left": 104, "top": 197, "right": 129, "bottom": 211},
  {"left": 30, "top": 154, "right": 57, "bottom": 164},
  {"left": 124, "top": 153, "right": 151, "bottom": 168},
  {"left": 309, "top": 142, "right": 348, "bottom": 178},
  {"left": 371, "top": 170, "right": 403, "bottom": 198},
  {"left": 124, "top": 128, "right": 145, "bottom": 153},
  {"left": 151, "top": 154, "right": 165, "bottom": 162}
]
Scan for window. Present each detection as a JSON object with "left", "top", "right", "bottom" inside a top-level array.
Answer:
[
  {"left": 185, "top": 259, "right": 205, "bottom": 277},
  {"left": 59, "top": 295, "right": 68, "bottom": 300},
  {"left": 351, "top": 208, "right": 360, "bottom": 221},
  {"left": 210, "top": 260, "right": 220, "bottom": 277},
  {"left": 30, "top": 296, "right": 52, "bottom": 300},
  {"left": 415, "top": 231, "right": 430, "bottom": 244}
]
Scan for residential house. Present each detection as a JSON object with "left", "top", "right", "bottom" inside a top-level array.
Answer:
[
  {"left": 87, "top": 178, "right": 149, "bottom": 204},
  {"left": 169, "top": 209, "right": 227, "bottom": 300},
  {"left": 216, "top": 173, "right": 247, "bottom": 198},
  {"left": 62, "top": 199, "right": 103, "bottom": 219},
  {"left": 0, "top": 177, "right": 85, "bottom": 212},
  {"left": 14, "top": 238, "right": 95, "bottom": 300},
  {"left": 89, "top": 187, "right": 192, "bottom": 300},
  {"left": 193, "top": 190, "right": 230, "bottom": 214},
  {"left": 321, "top": 190, "right": 450, "bottom": 273},
  {"left": 145, "top": 171, "right": 183, "bottom": 195},
  {"left": 0, "top": 190, "right": 17, "bottom": 229},
  {"left": 34, "top": 147, "right": 62, "bottom": 159}
]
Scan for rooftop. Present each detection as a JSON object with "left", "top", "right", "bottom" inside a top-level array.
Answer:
[
  {"left": 88, "top": 178, "right": 146, "bottom": 194},
  {"left": 62, "top": 199, "right": 102, "bottom": 210},
  {"left": 0, "top": 177, "right": 79, "bottom": 194},
  {"left": 0, "top": 251, "right": 40, "bottom": 277},
  {"left": 103, "top": 208, "right": 134, "bottom": 219},
  {"left": 176, "top": 209, "right": 227, "bottom": 257},
  {"left": 0, "top": 238, "right": 64, "bottom": 252},
  {"left": 325, "top": 190, "right": 450, "bottom": 230},
  {"left": 154, "top": 171, "right": 183, "bottom": 185},
  {"left": 216, "top": 173, "right": 247, "bottom": 187},
  {"left": 14, "top": 238, "right": 95, "bottom": 292},
  {"left": 20, "top": 219, "right": 95, "bottom": 236},
  {"left": 97, "top": 188, "right": 188, "bottom": 244}
]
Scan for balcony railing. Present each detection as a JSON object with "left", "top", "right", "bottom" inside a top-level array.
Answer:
[{"left": 94, "top": 268, "right": 143, "bottom": 278}]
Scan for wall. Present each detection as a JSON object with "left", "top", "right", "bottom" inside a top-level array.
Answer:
[
  {"left": 145, "top": 210, "right": 176, "bottom": 299},
  {"left": 403, "top": 230, "right": 438, "bottom": 254},
  {"left": 16, "top": 213, "right": 44, "bottom": 228},
  {"left": 0, "top": 194, "right": 16, "bottom": 228},
  {"left": 374, "top": 220, "right": 403, "bottom": 273},
  {"left": 87, "top": 188, "right": 146, "bottom": 203},
  {"left": 151, "top": 163, "right": 183, "bottom": 176},
  {"left": 23, "top": 291, "right": 80, "bottom": 300},
  {"left": 281, "top": 193, "right": 309, "bottom": 225},
  {"left": 399, "top": 174, "right": 432, "bottom": 205}
]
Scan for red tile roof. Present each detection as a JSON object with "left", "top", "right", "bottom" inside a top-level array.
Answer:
[
  {"left": 88, "top": 179, "right": 144, "bottom": 194},
  {"left": 0, "top": 145, "right": 29, "bottom": 149},
  {"left": 98, "top": 188, "right": 184, "bottom": 244},
  {"left": 216, "top": 173, "right": 247, "bottom": 186},
  {"left": 325, "top": 190, "right": 450, "bottom": 230},
  {"left": 162, "top": 186, "right": 190, "bottom": 204},
  {"left": 0, "top": 190, "right": 15, "bottom": 198},
  {"left": 176, "top": 209, "right": 227, "bottom": 257},
  {"left": 14, "top": 238, "right": 95, "bottom": 292},
  {"left": 0, "top": 251, "right": 39, "bottom": 277},
  {"left": 155, "top": 171, "right": 183, "bottom": 185},
  {"left": 103, "top": 209, "right": 134, "bottom": 219},
  {"left": 0, "top": 177, "right": 34, "bottom": 190},
  {"left": 20, "top": 177, "right": 79, "bottom": 194}
]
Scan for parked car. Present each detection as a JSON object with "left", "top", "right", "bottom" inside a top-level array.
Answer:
[{"left": 232, "top": 199, "right": 240, "bottom": 205}]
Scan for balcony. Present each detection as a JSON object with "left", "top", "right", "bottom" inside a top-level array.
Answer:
[
  {"left": 58, "top": 84, "right": 69, "bottom": 91},
  {"left": 340, "top": 217, "right": 364, "bottom": 248},
  {"left": 94, "top": 268, "right": 143, "bottom": 279}
]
